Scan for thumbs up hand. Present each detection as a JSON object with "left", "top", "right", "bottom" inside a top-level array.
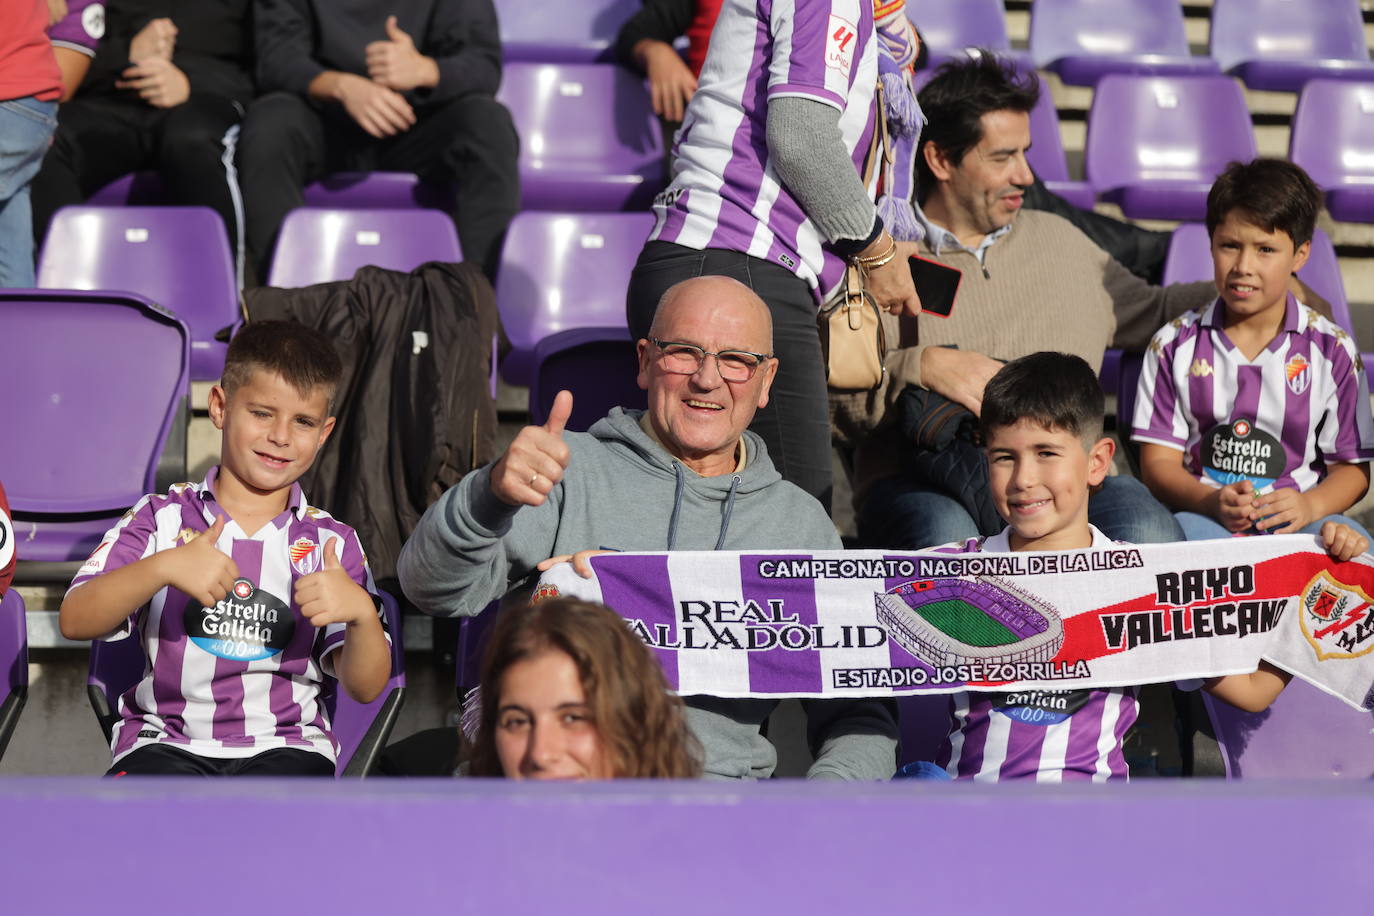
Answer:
[
  {"left": 491, "top": 390, "right": 574, "bottom": 507},
  {"left": 296, "top": 541, "right": 376, "bottom": 629},
  {"left": 162, "top": 515, "right": 240, "bottom": 607},
  {"left": 365, "top": 15, "right": 440, "bottom": 91}
]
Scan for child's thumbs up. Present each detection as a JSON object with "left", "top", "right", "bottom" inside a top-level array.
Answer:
[
  {"left": 200, "top": 514, "right": 226, "bottom": 544},
  {"left": 324, "top": 542, "right": 344, "bottom": 571},
  {"left": 384, "top": 15, "right": 409, "bottom": 44}
]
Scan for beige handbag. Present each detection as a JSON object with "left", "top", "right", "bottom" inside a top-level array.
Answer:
[
  {"left": 817, "top": 79, "right": 891, "bottom": 392},
  {"left": 819, "top": 264, "right": 887, "bottom": 390}
]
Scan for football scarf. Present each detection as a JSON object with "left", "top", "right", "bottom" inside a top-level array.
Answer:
[{"left": 536, "top": 535, "right": 1374, "bottom": 710}]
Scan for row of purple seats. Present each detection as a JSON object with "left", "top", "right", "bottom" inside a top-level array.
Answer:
[{"left": 915, "top": 0, "right": 1374, "bottom": 91}]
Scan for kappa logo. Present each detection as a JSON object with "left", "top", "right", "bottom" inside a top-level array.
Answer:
[
  {"left": 1189, "top": 358, "right": 1213, "bottom": 378},
  {"left": 825, "top": 14, "right": 858, "bottom": 76},
  {"left": 177, "top": 527, "right": 199, "bottom": 546},
  {"left": 289, "top": 537, "right": 321, "bottom": 575},
  {"left": 531, "top": 583, "right": 561, "bottom": 604},
  {"left": 1285, "top": 354, "right": 1311, "bottom": 395},
  {"left": 1299, "top": 571, "right": 1374, "bottom": 661},
  {"left": 232, "top": 578, "right": 254, "bottom": 600}
]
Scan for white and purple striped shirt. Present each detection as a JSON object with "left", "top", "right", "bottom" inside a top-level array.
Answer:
[
  {"left": 69, "top": 469, "right": 380, "bottom": 764},
  {"left": 931, "top": 528, "right": 1139, "bottom": 782},
  {"left": 649, "top": 0, "right": 878, "bottom": 301},
  {"left": 1132, "top": 296, "right": 1374, "bottom": 494}
]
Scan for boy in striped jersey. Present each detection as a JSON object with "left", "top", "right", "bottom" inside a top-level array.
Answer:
[
  {"left": 61, "top": 321, "right": 390, "bottom": 776},
  {"left": 1132, "top": 159, "right": 1374, "bottom": 545},
  {"left": 927, "top": 353, "right": 1367, "bottom": 780}
]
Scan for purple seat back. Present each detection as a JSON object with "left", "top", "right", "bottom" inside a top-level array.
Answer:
[
  {"left": 37, "top": 206, "right": 238, "bottom": 381},
  {"left": 267, "top": 208, "right": 463, "bottom": 288},
  {"left": 1030, "top": 0, "right": 1218, "bottom": 85},
  {"left": 88, "top": 591, "right": 406, "bottom": 777},
  {"left": 897, "top": 694, "right": 952, "bottom": 770},
  {"left": 497, "top": 62, "right": 665, "bottom": 211},
  {"left": 498, "top": 0, "right": 639, "bottom": 62},
  {"left": 1085, "top": 74, "right": 1256, "bottom": 219},
  {"left": 908, "top": 0, "right": 1011, "bottom": 58},
  {"left": 494, "top": 210, "right": 654, "bottom": 385},
  {"left": 529, "top": 328, "right": 647, "bottom": 431},
  {"left": 1161, "top": 223, "right": 1352, "bottom": 333},
  {"left": 1290, "top": 79, "right": 1374, "bottom": 224},
  {"left": 301, "top": 172, "right": 454, "bottom": 210},
  {"left": 1203, "top": 679, "right": 1374, "bottom": 778},
  {"left": 1028, "top": 82, "right": 1096, "bottom": 208},
  {"left": 0, "top": 589, "right": 27, "bottom": 761},
  {"left": 0, "top": 290, "right": 189, "bottom": 562},
  {"left": 86, "top": 172, "right": 167, "bottom": 205},
  {"left": 1211, "top": 0, "right": 1374, "bottom": 92}
]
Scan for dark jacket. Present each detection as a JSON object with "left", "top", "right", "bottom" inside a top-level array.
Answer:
[
  {"left": 243, "top": 261, "right": 499, "bottom": 581},
  {"left": 83, "top": 0, "right": 255, "bottom": 106},
  {"left": 254, "top": 0, "right": 501, "bottom": 110}
]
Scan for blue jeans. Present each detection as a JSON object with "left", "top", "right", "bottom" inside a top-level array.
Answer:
[
  {"left": 0, "top": 96, "right": 57, "bottom": 288},
  {"left": 859, "top": 474, "right": 1183, "bottom": 548},
  {"left": 1176, "top": 511, "right": 1372, "bottom": 542}
]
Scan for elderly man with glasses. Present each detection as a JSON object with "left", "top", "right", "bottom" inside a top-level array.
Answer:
[{"left": 399, "top": 275, "right": 897, "bottom": 781}]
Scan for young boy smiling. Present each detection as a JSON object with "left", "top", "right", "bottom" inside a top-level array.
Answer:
[
  {"left": 61, "top": 321, "right": 390, "bottom": 776},
  {"left": 925, "top": 352, "right": 1367, "bottom": 780},
  {"left": 1133, "top": 158, "right": 1374, "bottom": 542}
]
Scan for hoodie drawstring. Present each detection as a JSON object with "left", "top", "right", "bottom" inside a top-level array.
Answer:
[{"left": 715, "top": 475, "right": 741, "bottom": 550}]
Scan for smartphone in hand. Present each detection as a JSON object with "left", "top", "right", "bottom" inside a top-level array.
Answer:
[{"left": 908, "top": 255, "right": 962, "bottom": 317}]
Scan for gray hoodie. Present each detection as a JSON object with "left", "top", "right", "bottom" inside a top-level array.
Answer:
[{"left": 398, "top": 408, "right": 897, "bottom": 780}]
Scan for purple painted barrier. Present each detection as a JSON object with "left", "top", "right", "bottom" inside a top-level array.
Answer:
[{"left": 2, "top": 779, "right": 1372, "bottom": 913}]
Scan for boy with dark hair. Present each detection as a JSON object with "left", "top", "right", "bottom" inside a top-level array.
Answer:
[
  {"left": 61, "top": 320, "right": 390, "bottom": 776},
  {"left": 1132, "top": 158, "right": 1374, "bottom": 544},
  {"left": 926, "top": 352, "right": 1367, "bottom": 780}
]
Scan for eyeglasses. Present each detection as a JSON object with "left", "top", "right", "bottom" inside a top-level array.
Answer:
[{"left": 649, "top": 338, "right": 772, "bottom": 383}]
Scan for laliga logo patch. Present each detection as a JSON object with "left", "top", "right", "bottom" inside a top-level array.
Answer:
[
  {"left": 825, "top": 14, "right": 857, "bottom": 76},
  {"left": 289, "top": 537, "right": 320, "bottom": 575},
  {"left": 1200, "top": 418, "right": 1283, "bottom": 490},
  {"left": 1299, "top": 571, "right": 1374, "bottom": 661},
  {"left": 531, "top": 583, "right": 561, "bottom": 604},
  {"left": 186, "top": 577, "right": 294, "bottom": 661},
  {"left": 1285, "top": 354, "right": 1311, "bottom": 396}
]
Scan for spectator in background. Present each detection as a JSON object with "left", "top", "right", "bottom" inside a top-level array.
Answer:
[
  {"left": 468, "top": 597, "right": 702, "bottom": 780},
  {"left": 30, "top": 0, "right": 254, "bottom": 283},
  {"left": 48, "top": 0, "right": 105, "bottom": 101},
  {"left": 238, "top": 0, "right": 519, "bottom": 283},
  {"left": 0, "top": 0, "right": 61, "bottom": 288}
]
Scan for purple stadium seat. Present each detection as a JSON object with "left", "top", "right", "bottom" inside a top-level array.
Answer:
[
  {"left": 1210, "top": 0, "right": 1374, "bottom": 92},
  {"left": 498, "top": 0, "right": 639, "bottom": 62},
  {"left": 87, "top": 590, "right": 406, "bottom": 777},
  {"left": 1028, "top": 83, "right": 1095, "bottom": 209},
  {"left": 528, "top": 328, "right": 647, "bottom": 430},
  {"left": 300, "top": 171, "right": 454, "bottom": 210},
  {"left": 494, "top": 210, "right": 654, "bottom": 386},
  {"left": 86, "top": 171, "right": 166, "bottom": 205},
  {"left": 267, "top": 208, "right": 463, "bottom": 288},
  {"left": 1116, "top": 349, "right": 1146, "bottom": 473},
  {"left": 37, "top": 206, "right": 238, "bottom": 382},
  {"left": 1084, "top": 74, "right": 1256, "bottom": 220},
  {"left": 0, "top": 290, "right": 189, "bottom": 564},
  {"left": 1029, "top": 0, "right": 1219, "bottom": 86},
  {"left": 0, "top": 589, "right": 27, "bottom": 762},
  {"left": 897, "top": 694, "right": 952, "bottom": 771},
  {"left": 1202, "top": 679, "right": 1374, "bottom": 778},
  {"left": 1290, "top": 80, "right": 1374, "bottom": 224},
  {"left": 907, "top": 0, "right": 1022, "bottom": 65},
  {"left": 497, "top": 62, "right": 665, "bottom": 211},
  {"left": 1161, "top": 223, "right": 1352, "bottom": 333}
]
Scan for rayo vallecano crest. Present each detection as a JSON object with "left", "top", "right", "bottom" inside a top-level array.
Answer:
[{"left": 1299, "top": 571, "right": 1374, "bottom": 661}]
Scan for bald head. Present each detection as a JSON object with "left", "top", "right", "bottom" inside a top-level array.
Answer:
[{"left": 648, "top": 276, "right": 773, "bottom": 354}]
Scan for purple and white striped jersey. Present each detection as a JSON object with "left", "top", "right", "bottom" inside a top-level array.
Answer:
[
  {"left": 1132, "top": 296, "right": 1374, "bottom": 494},
  {"left": 49, "top": 0, "right": 103, "bottom": 57},
  {"left": 68, "top": 468, "right": 382, "bottom": 764},
  {"left": 649, "top": 0, "right": 878, "bottom": 301},
  {"left": 930, "top": 527, "right": 1139, "bottom": 782}
]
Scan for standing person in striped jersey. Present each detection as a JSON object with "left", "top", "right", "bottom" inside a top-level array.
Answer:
[
  {"left": 60, "top": 321, "right": 391, "bottom": 776},
  {"left": 927, "top": 353, "right": 1367, "bottom": 781},
  {"left": 1132, "top": 159, "right": 1374, "bottom": 544},
  {"left": 625, "top": 0, "right": 924, "bottom": 514}
]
